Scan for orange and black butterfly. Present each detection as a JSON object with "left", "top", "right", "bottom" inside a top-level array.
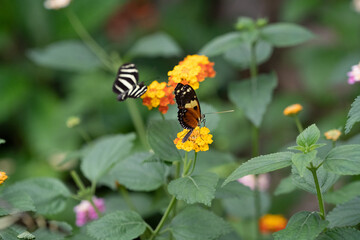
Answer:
[{"left": 174, "top": 83, "right": 205, "bottom": 143}]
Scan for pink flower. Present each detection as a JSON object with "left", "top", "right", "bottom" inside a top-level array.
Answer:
[
  {"left": 237, "top": 174, "right": 270, "bottom": 191},
  {"left": 347, "top": 62, "right": 360, "bottom": 84},
  {"left": 74, "top": 197, "right": 105, "bottom": 226}
]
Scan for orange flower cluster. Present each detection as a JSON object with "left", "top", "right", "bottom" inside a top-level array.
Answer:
[
  {"left": 283, "top": 103, "right": 303, "bottom": 116},
  {"left": 0, "top": 171, "right": 8, "bottom": 185},
  {"left": 168, "top": 55, "right": 216, "bottom": 90},
  {"left": 141, "top": 81, "right": 175, "bottom": 114},
  {"left": 174, "top": 127, "right": 213, "bottom": 152},
  {"left": 259, "top": 214, "right": 287, "bottom": 234},
  {"left": 142, "top": 55, "right": 215, "bottom": 114},
  {"left": 324, "top": 129, "right": 341, "bottom": 141}
]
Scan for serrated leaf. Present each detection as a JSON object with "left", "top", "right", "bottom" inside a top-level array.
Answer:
[
  {"left": 0, "top": 190, "right": 35, "bottom": 216},
  {"left": 100, "top": 152, "right": 166, "bottom": 191},
  {"left": 296, "top": 124, "right": 320, "bottom": 149},
  {"left": 323, "top": 144, "right": 360, "bottom": 175},
  {"left": 273, "top": 211, "right": 328, "bottom": 240},
  {"left": 126, "top": 32, "right": 182, "bottom": 58},
  {"left": 32, "top": 228, "right": 65, "bottom": 240},
  {"left": 224, "top": 40, "right": 273, "bottom": 70},
  {"left": 17, "top": 231, "right": 35, "bottom": 239},
  {"left": 326, "top": 196, "right": 360, "bottom": 228},
  {"left": 147, "top": 120, "right": 182, "bottom": 162},
  {"left": 291, "top": 158, "right": 339, "bottom": 194},
  {"left": 7, "top": 177, "right": 70, "bottom": 215},
  {"left": 87, "top": 211, "right": 146, "bottom": 240},
  {"left": 170, "top": 206, "right": 231, "bottom": 240},
  {"left": 274, "top": 175, "right": 297, "bottom": 196},
  {"left": 27, "top": 40, "right": 101, "bottom": 72},
  {"left": 292, "top": 151, "right": 317, "bottom": 177},
  {"left": 198, "top": 32, "right": 243, "bottom": 57},
  {"left": 345, "top": 95, "right": 360, "bottom": 134},
  {"left": 324, "top": 181, "right": 360, "bottom": 204},
  {"left": 223, "top": 152, "right": 293, "bottom": 186},
  {"left": 317, "top": 227, "right": 360, "bottom": 240},
  {"left": 228, "top": 73, "right": 277, "bottom": 127},
  {"left": 260, "top": 23, "right": 313, "bottom": 47},
  {"left": 80, "top": 133, "right": 136, "bottom": 182},
  {"left": 215, "top": 180, "right": 253, "bottom": 199},
  {"left": 168, "top": 172, "right": 218, "bottom": 206}
]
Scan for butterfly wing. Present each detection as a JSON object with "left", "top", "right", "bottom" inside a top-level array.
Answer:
[
  {"left": 174, "top": 83, "right": 202, "bottom": 142},
  {"left": 112, "top": 63, "right": 147, "bottom": 101}
]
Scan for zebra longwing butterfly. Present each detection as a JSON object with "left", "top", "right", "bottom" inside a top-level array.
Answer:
[
  {"left": 174, "top": 83, "right": 205, "bottom": 142},
  {"left": 112, "top": 63, "right": 147, "bottom": 101}
]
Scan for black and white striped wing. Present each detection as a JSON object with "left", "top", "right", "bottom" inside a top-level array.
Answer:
[{"left": 112, "top": 63, "right": 147, "bottom": 101}]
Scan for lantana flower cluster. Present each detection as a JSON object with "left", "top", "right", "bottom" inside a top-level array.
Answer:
[
  {"left": 347, "top": 62, "right": 360, "bottom": 84},
  {"left": 174, "top": 126, "right": 213, "bottom": 152},
  {"left": 141, "top": 55, "right": 215, "bottom": 114},
  {"left": 259, "top": 214, "right": 287, "bottom": 234},
  {"left": 0, "top": 171, "right": 8, "bottom": 185},
  {"left": 73, "top": 197, "right": 106, "bottom": 226},
  {"left": 141, "top": 81, "right": 175, "bottom": 114}
]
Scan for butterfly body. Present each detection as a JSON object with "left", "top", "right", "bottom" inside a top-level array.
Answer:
[
  {"left": 112, "top": 63, "right": 147, "bottom": 101},
  {"left": 174, "top": 83, "right": 204, "bottom": 142}
]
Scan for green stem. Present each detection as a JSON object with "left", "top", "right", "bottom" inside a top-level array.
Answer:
[
  {"left": 250, "top": 41, "right": 258, "bottom": 97},
  {"left": 294, "top": 115, "right": 304, "bottom": 133},
  {"left": 76, "top": 127, "right": 91, "bottom": 143},
  {"left": 187, "top": 152, "right": 198, "bottom": 176},
  {"left": 66, "top": 9, "right": 114, "bottom": 73},
  {"left": 309, "top": 163, "right": 326, "bottom": 220},
  {"left": 89, "top": 197, "right": 102, "bottom": 218},
  {"left": 251, "top": 125, "right": 259, "bottom": 157},
  {"left": 119, "top": 184, "right": 137, "bottom": 211},
  {"left": 332, "top": 141, "right": 336, "bottom": 148},
  {"left": 172, "top": 161, "right": 180, "bottom": 218},
  {"left": 126, "top": 100, "right": 150, "bottom": 149},
  {"left": 149, "top": 196, "right": 177, "bottom": 240},
  {"left": 70, "top": 170, "right": 86, "bottom": 191}
]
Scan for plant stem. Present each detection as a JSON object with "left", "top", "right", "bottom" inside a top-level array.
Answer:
[
  {"left": 309, "top": 163, "right": 326, "bottom": 220},
  {"left": 172, "top": 161, "right": 180, "bottom": 218},
  {"left": 119, "top": 184, "right": 137, "bottom": 211},
  {"left": 70, "top": 170, "right": 86, "bottom": 191},
  {"left": 66, "top": 9, "right": 114, "bottom": 73},
  {"left": 252, "top": 125, "right": 259, "bottom": 157},
  {"left": 89, "top": 197, "right": 102, "bottom": 218},
  {"left": 250, "top": 41, "right": 258, "bottom": 97},
  {"left": 294, "top": 115, "right": 304, "bottom": 133},
  {"left": 126, "top": 100, "right": 150, "bottom": 149},
  {"left": 187, "top": 152, "right": 198, "bottom": 176},
  {"left": 149, "top": 196, "right": 177, "bottom": 240}
]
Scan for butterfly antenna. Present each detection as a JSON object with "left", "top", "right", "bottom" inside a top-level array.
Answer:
[{"left": 203, "top": 110, "right": 235, "bottom": 115}]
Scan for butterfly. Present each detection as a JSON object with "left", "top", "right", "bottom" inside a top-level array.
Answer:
[
  {"left": 174, "top": 83, "right": 205, "bottom": 143},
  {"left": 112, "top": 63, "right": 147, "bottom": 101}
]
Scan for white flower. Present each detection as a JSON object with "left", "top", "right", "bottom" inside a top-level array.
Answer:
[
  {"left": 44, "top": 0, "right": 71, "bottom": 10},
  {"left": 354, "top": 0, "right": 360, "bottom": 12}
]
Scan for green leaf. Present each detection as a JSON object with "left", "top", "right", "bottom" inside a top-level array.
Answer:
[
  {"left": 260, "top": 23, "right": 313, "bottom": 47},
  {"left": 223, "top": 152, "right": 293, "bottom": 186},
  {"left": 147, "top": 120, "right": 182, "bottom": 162},
  {"left": 100, "top": 152, "right": 166, "bottom": 191},
  {"left": 323, "top": 144, "right": 360, "bottom": 175},
  {"left": 7, "top": 177, "right": 71, "bottom": 215},
  {"left": 296, "top": 124, "right": 320, "bottom": 150},
  {"left": 317, "top": 227, "right": 360, "bottom": 240},
  {"left": 126, "top": 32, "right": 182, "bottom": 58},
  {"left": 0, "top": 190, "right": 35, "bottom": 216},
  {"left": 81, "top": 133, "right": 136, "bottom": 182},
  {"left": 326, "top": 196, "right": 360, "bottom": 228},
  {"left": 273, "top": 211, "right": 328, "bottom": 240},
  {"left": 345, "top": 95, "right": 360, "bottom": 134},
  {"left": 291, "top": 158, "right": 339, "bottom": 194},
  {"left": 292, "top": 151, "right": 317, "bottom": 177},
  {"left": 224, "top": 40, "right": 273, "bottom": 70},
  {"left": 216, "top": 180, "right": 253, "bottom": 199},
  {"left": 27, "top": 40, "right": 101, "bottom": 72},
  {"left": 0, "top": 138, "right": 5, "bottom": 144},
  {"left": 198, "top": 32, "right": 243, "bottom": 57},
  {"left": 168, "top": 172, "right": 219, "bottom": 206},
  {"left": 170, "top": 206, "right": 231, "bottom": 240},
  {"left": 32, "top": 228, "right": 65, "bottom": 240},
  {"left": 193, "top": 150, "right": 236, "bottom": 177},
  {"left": 87, "top": 211, "right": 146, "bottom": 240},
  {"left": 324, "top": 181, "right": 360, "bottom": 204},
  {"left": 0, "top": 226, "right": 22, "bottom": 240},
  {"left": 274, "top": 175, "right": 297, "bottom": 196},
  {"left": 17, "top": 231, "right": 36, "bottom": 240},
  {"left": 228, "top": 73, "right": 278, "bottom": 127}
]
